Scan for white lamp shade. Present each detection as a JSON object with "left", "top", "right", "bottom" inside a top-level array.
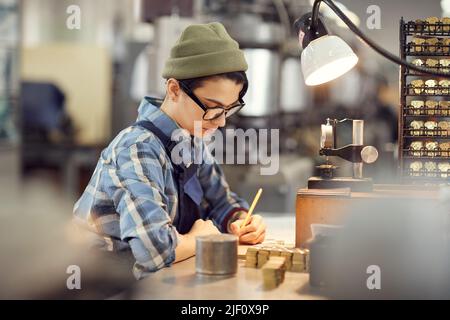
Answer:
[{"left": 301, "top": 35, "right": 359, "bottom": 86}]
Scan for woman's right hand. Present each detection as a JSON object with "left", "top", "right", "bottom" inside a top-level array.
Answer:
[
  {"left": 174, "top": 219, "right": 220, "bottom": 263},
  {"left": 188, "top": 219, "right": 221, "bottom": 238}
]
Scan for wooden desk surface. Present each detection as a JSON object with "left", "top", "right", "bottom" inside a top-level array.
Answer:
[
  {"left": 125, "top": 214, "right": 324, "bottom": 300},
  {"left": 128, "top": 253, "right": 323, "bottom": 300},
  {"left": 107, "top": 214, "right": 323, "bottom": 300}
]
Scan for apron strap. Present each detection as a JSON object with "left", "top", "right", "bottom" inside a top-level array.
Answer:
[
  {"left": 134, "top": 120, "right": 202, "bottom": 234},
  {"left": 134, "top": 120, "right": 178, "bottom": 158}
]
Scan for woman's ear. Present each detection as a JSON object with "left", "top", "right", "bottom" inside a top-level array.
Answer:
[{"left": 166, "top": 78, "right": 181, "bottom": 102}]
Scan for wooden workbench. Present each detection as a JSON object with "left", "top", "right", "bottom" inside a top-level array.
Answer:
[
  {"left": 128, "top": 253, "right": 322, "bottom": 300},
  {"left": 126, "top": 214, "right": 324, "bottom": 300}
]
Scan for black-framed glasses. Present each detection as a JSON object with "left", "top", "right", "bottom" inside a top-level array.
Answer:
[{"left": 178, "top": 80, "right": 246, "bottom": 121}]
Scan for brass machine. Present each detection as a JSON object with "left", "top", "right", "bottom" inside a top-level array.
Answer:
[{"left": 308, "top": 118, "right": 379, "bottom": 192}]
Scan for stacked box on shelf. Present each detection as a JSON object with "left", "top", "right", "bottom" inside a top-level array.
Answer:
[{"left": 400, "top": 17, "right": 450, "bottom": 184}]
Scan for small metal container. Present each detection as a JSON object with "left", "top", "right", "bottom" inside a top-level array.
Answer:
[{"left": 195, "top": 234, "right": 238, "bottom": 275}]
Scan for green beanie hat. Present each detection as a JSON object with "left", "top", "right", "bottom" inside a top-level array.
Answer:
[{"left": 162, "top": 22, "right": 248, "bottom": 80}]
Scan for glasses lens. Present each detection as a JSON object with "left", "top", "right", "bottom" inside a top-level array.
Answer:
[
  {"left": 203, "top": 104, "right": 245, "bottom": 121},
  {"left": 225, "top": 104, "right": 244, "bottom": 118},
  {"left": 204, "top": 108, "right": 225, "bottom": 121}
]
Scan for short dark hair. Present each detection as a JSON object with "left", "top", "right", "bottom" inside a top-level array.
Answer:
[{"left": 179, "top": 71, "right": 248, "bottom": 98}]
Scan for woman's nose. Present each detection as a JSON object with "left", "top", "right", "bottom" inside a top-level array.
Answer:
[{"left": 212, "top": 113, "right": 226, "bottom": 127}]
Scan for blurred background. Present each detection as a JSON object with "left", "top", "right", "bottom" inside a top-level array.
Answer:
[{"left": 0, "top": 0, "right": 447, "bottom": 298}]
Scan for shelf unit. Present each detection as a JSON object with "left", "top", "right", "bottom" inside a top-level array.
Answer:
[{"left": 399, "top": 18, "right": 450, "bottom": 184}]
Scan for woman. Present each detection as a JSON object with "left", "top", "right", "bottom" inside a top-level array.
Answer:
[{"left": 74, "top": 22, "right": 266, "bottom": 279}]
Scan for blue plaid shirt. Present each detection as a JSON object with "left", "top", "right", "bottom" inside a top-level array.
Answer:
[{"left": 73, "top": 97, "right": 249, "bottom": 279}]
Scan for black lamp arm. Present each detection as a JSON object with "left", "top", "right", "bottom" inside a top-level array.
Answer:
[{"left": 310, "top": 0, "right": 450, "bottom": 78}]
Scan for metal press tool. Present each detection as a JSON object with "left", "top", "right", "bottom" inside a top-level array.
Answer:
[{"left": 308, "top": 118, "right": 379, "bottom": 192}]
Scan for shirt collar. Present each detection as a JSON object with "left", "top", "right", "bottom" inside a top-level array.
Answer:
[{"left": 137, "top": 96, "right": 185, "bottom": 139}]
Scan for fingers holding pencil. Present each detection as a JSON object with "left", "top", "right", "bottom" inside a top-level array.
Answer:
[
  {"left": 229, "top": 188, "right": 266, "bottom": 244},
  {"left": 230, "top": 214, "right": 266, "bottom": 244}
]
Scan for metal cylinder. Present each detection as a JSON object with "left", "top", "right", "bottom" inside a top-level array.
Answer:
[
  {"left": 353, "top": 163, "right": 363, "bottom": 179},
  {"left": 239, "top": 48, "right": 281, "bottom": 117},
  {"left": 352, "top": 120, "right": 364, "bottom": 179},
  {"left": 352, "top": 120, "right": 364, "bottom": 145},
  {"left": 196, "top": 234, "right": 238, "bottom": 275},
  {"left": 321, "top": 124, "right": 334, "bottom": 149}
]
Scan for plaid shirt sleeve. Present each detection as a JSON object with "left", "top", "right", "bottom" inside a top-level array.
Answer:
[
  {"left": 114, "top": 140, "right": 179, "bottom": 279},
  {"left": 198, "top": 141, "right": 249, "bottom": 232}
]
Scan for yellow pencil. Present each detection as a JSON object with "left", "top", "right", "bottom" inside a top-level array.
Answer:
[{"left": 240, "top": 188, "right": 263, "bottom": 230}]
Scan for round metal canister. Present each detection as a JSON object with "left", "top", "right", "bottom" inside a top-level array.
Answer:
[{"left": 195, "top": 234, "right": 238, "bottom": 275}]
